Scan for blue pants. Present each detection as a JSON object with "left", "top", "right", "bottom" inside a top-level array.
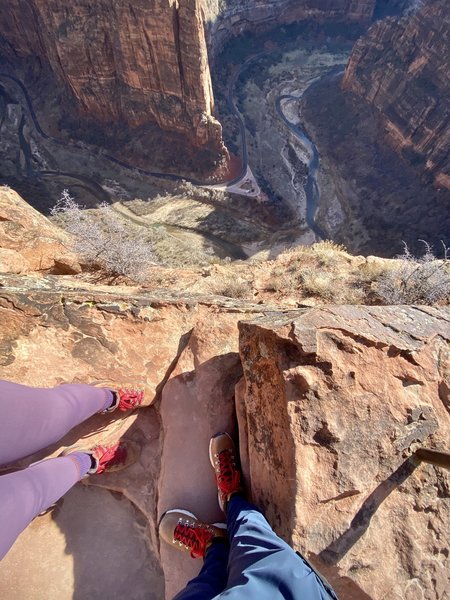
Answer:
[{"left": 174, "top": 496, "right": 335, "bottom": 600}]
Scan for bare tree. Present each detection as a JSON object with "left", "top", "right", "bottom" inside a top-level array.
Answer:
[
  {"left": 377, "top": 241, "right": 450, "bottom": 304},
  {"left": 52, "top": 190, "right": 157, "bottom": 282}
]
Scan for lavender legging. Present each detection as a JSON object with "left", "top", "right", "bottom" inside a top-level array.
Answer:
[{"left": 0, "top": 380, "right": 113, "bottom": 560}]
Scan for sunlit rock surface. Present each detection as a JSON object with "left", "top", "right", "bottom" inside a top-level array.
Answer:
[
  {"left": 238, "top": 307, "right": 450, "bottom": 599},
  {"left": 0, "top": 195, "right": 449, "bottom": 599},
  {"left": 0, "top": 187, "right": 80, "bottom": 275}
]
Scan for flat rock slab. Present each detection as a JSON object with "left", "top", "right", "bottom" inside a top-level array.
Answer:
[
  {"left": 158, "top": 316, "right": 242, "bottom": 598},
  {"left": 0, "top": 485, "right": 163, "bottom": 600}
]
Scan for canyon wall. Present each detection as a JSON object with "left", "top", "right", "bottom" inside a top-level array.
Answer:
[
  {"left": 0, "top": 0, "right": 376, "bottom": 168},
  {"left": 0, "top": 0, "right": 224, "bottom": 155},
  {"left": 206, "top": 0, "right": 376, "bottom": 54},
  {"left": 343, "top": 0, "right": 450, "bottom": 189}
]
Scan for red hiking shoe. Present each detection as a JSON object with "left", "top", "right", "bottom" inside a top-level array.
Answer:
[
  {"left": 92, "top": 381, "right": 151, "bottom": 412},
  {"left": 61, "top": 440, "right": 140, "bottom": 475},
  {"left": 209, "top": 432, "right": 243, "bottom": 513},
  {"left": 159, "top": 510, "right": 227, "bottom": 559},
  {"left": 89, "top": 441, "right": 140, "bottom": 474}
]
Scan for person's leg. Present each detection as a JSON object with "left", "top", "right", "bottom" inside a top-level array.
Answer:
[
  {"left": 173, "top": 539, "right": 230, "bottom": 600},
  {"left": 208, "top": 433, "right": 335, "bottom": 600},
  {"left": 0, "top": 439, "right": 140, "bottom": 560},
  {"left": 0, "top": 453, "right": 90, "bottom": 560},
  {"left": 219, "top": 494, "right": 332, "bottom": 599},
  {"left": 0, "top": 380, "right": 113, "bottom": 465},
  {"left": 159, "top": 510, "right": 229, "bottom": 600}
]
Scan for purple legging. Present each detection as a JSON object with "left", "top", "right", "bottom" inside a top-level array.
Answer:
[{"left": 0, "top": 380, "right": 112, "bottom": 560}]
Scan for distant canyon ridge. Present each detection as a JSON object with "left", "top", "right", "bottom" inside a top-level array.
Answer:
[{"left": 0, "top": 0, "right": 448, "bottom": 188}]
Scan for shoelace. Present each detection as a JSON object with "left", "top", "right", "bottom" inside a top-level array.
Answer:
[
  {"left": 96, "top": 442, "right": 128, "bottom": 474},
  {"left": 173, "top": 522, "right": 214, "bottom": 559},
  {"left": 216, "top": 449, "right": 240, "bottom": 495},
  {"left": 117, "top": 387, "right": 144, "bottom": 411}
]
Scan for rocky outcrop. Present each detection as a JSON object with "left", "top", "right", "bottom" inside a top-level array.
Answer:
[
  {"left": 238, "top": 306, "right": 450, "bottom": 599},
  {"left": 0, "top": 187, "right": 80, "bottom": 274},
  {"left": 0, "top": 272, "right": 267, "bottom": 599},
  {"left": 343, "top": 0, "right": 450, "bottom": 189},
  {"left": 0, "top": 0, "right": 225, "bottom": 157},
  {"left": 0, "top": 193, "right": 449, "bottom": 599}
]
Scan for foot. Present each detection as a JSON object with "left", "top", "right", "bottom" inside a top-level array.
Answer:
[
  {"left": 159, "top": 509, "right": 227, "bottom": 559},
  {"left": 61, "top": 440, "right": 140, "bottom": 475},
  {"left": 91, "top": 380, "right": 152, "bottom": 412},
  {"left": 209, "top": 432, "right": 243, "bottom": 513}
]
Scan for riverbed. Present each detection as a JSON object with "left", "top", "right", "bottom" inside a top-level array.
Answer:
[{"left": 230, "top": 43, "right": 351, "bottom": 247}]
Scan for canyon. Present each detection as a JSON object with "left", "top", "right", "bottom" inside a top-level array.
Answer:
[
  {"left": 299, "top": 0, "right": 450, "bottom": 256},
  {"left": 0, "top": 0, "right": 449, "bottom": 592},
  {"left": 206, "top": 0, "right": 375, "bottom": 54},
  {"left": 0, "top": 0, "right": 226, "bottom": 174},
  {"left": 0, "top": 0, "right": 376, "bottom": 177}
]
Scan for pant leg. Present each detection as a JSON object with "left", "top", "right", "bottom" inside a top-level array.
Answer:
[
  {"left": 216, "top": 495, "right": 332, "bottom": 600},
  {"left": 0, "top": 380, "right": 112, "bottom": 465},
  {"left": 173, "top": 539, "right": 230, "bottom": 600},
  {"left": 0, "top": 452, "right": 91, "bottom": 560}
]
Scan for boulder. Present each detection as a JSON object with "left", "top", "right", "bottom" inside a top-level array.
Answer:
[
  {"left": 0, "top": 188, "right": 81, "bottom": 275},
  {"left": 238, "top": 306, "right": 450, "bottom": 599}
]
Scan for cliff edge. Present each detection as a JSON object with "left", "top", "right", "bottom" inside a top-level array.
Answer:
[{"left": 0, "top": 192, "right": 449, "bottom": 599}]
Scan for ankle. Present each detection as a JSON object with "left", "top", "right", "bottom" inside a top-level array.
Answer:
[
  {"left": 206, "top": 536, "right": 229, "bottom": 553},
  {"left": 224, "top": 489, "right": 242, "bottom": 513},
  {"left": 102, "top": 390, "right": 118, "bottom": 413}
]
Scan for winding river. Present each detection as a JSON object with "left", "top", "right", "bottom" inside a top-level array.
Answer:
[
  {"left": 0, "top": 72, "right": 243, "bottom": 189},
  {"left": 275, "top": 93, "right": 326, "bottom": 240}
]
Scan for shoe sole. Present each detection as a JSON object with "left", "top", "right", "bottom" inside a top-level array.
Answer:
[
  {"left": 162, "top": 508, "right": 198, "bottom": 521},
  {"left": 159, "top": 509, "right": 226, "bottom": 530}
]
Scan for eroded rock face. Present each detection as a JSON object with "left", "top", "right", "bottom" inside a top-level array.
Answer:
[
  {"left": 0, "top": 188, "right": 80, "bottom": 275},
  {"left": 343, "top": 0, "right": 450, "bottom": 189},
  {"left": 238, "top": 306, "right": 450, "bottom": 599},
  {"left": 0, "top": 0, "right": 225, "bottom": 155},
  {"left": 207, "top": 0, "right": 375, "bottom": 53}
]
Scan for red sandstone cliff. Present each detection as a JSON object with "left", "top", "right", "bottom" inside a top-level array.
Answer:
[
  {"left": 0, "top": 0, "right": 224, "bottom": 155},
  {"left": 0, "top": 0, "right": 378, "bottom": 168},
  {"left": 343, "top": 0, "right": 450, "bottom": 189}
]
